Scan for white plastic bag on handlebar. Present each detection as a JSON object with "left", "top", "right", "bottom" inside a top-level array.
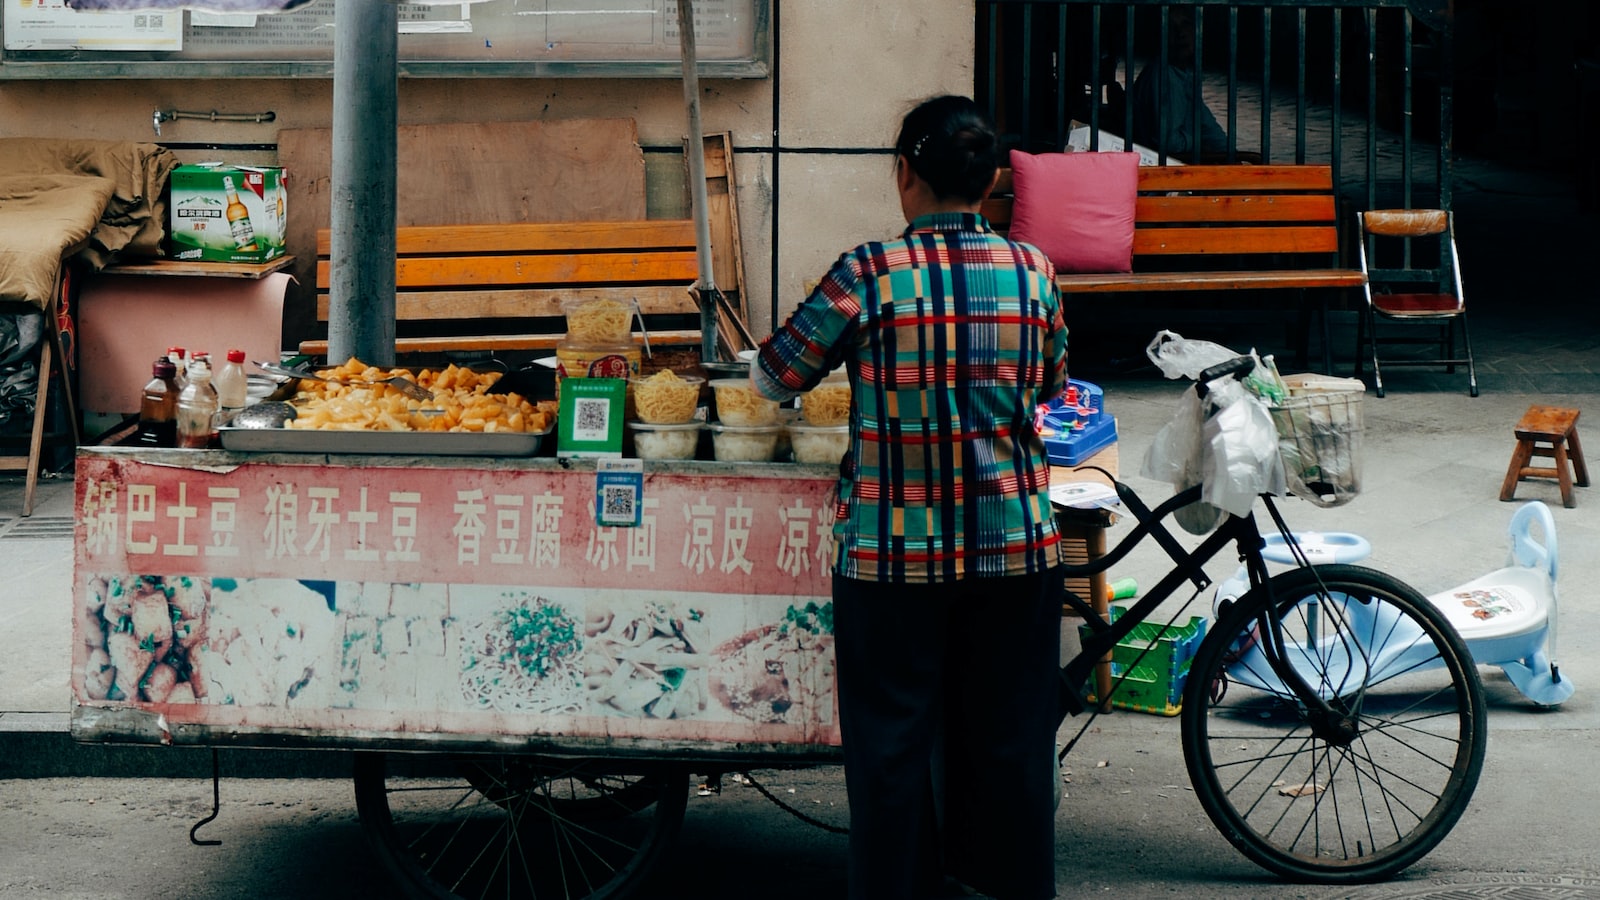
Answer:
[
  {"left": 1141, "top": 330, "right": 1286, "bottom": 532},
  {"left": 1199, "top": 377, "right": 1288, "bottom": 518},
  {"left": 1146, "top": 330, "right": 1242, "bottom": 380}
]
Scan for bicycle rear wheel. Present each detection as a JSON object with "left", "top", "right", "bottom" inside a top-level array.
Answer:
[{"left": 1181, "top": 564, "right": 1486, "bottom": 883}]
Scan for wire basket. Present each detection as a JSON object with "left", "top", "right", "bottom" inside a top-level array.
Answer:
[{"left": 1270, "top": 375, "right": 1365, "bottom": 507}]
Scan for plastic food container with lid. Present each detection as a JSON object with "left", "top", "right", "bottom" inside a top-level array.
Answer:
[
  {"left": 707, "top": 422, "right": 782, "bottom": 462},
  {"left": 629, "top": 420, "right": 703, "bottom": 460},
  {"left": 710, "top": 378, "right": 779, "bottom": 427},
  {"left": 629, "top": 371, "right": 706, "bottom": 424},
  {"left": 560, "top": 297, "right": 635, "bottom": 345},
  {"left": 788, "top": 422, "right": 850, "bottom": 465}
]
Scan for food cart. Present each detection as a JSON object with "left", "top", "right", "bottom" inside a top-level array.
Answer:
[{"left": 71, "top": 443, "right": 844, "bottom": 898}]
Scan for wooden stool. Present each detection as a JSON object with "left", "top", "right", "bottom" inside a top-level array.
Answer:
[{"left": 1500, "top": 405, "right": 1590, "bottom": 508}]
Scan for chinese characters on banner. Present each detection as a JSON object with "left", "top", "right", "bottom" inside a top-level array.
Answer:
[{"left": 73, "top": 457, "right": 844, "bottom": 749}]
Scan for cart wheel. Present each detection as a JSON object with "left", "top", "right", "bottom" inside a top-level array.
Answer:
[{"left": 353, "top": 751, "right": 689, "bottom": 900}]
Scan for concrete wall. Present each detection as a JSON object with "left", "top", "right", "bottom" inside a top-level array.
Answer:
[{"left": 0, "top": 0, "right": 974, "bottom": 343}]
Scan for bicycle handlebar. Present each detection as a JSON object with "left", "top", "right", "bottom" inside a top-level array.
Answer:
[{"left": 1195, "top": 355, "right": 1256, "bottom": 397}]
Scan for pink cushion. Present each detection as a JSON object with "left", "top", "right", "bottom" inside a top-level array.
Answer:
[{"left": 1007, "top": 150, "right": 1139, "bottom": 274}]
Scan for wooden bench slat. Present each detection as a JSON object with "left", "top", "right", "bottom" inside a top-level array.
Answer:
[
  {"left": 1135, "top": 164, "right": 1334, "bottom": 193},
  {"left": 316, "top": 251, "right": 698, "bottom": 290},
  {"left": 1056, "top": 269, "right": 1367, "bottom": 293},
  {"left": 315, "top": 286, "right": 698, "bottom": 321},
  {"left": 298, "top": 329, "right": 703, "bottom": 357},
  {"left": 1133, "top": 225, "right": 1342, "bottom": 256},
  {"left": 315, "top": 220, "right": 698, "bottom": 256},
  {"left": 1135, "top": 194, "right": 1336, "bottom": 224}
]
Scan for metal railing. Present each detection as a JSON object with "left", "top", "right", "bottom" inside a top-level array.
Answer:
[{"left": 977, "top": 0, "right": 1453, "bottom": 213}]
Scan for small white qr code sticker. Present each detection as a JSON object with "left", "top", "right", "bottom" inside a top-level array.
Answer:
[
  {"left": 572, "top": 396, "right": 611, "bottom": 441},
  {"left": 601, "top": 483, "right": 637, "bottom": 525}
]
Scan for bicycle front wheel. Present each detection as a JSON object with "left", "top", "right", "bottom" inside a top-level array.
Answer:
[{"left": 1181, "top": 564, "right": 1486, "bottom": 884}]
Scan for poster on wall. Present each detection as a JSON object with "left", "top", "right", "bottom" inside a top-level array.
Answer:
[
  {"left": 3, "top": 0, "right": 182, "bottom": 51},
  {"left": 2, "top": 0, "right": 766, "bottom": 76}
]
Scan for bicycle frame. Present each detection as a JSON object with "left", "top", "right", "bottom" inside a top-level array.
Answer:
[{"left": 1057, "top": 481, "right": 1349, "bottom": 737}]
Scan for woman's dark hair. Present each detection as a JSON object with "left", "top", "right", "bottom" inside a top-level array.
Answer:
[{"left": 893, "top": 95, "right": 1000, "bottom": 204}]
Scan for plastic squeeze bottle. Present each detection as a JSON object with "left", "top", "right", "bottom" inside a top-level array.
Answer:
[
  {"left": 166, "top": 346, "right": 189, "bottom": 390},
  {"left": 214, "top": 349, "right": 249, "bottom": 424},
  {"left": 136, "top": 358, "right": 181, "bottom": 447},
  {"left": 176, "top": 356, "right": 219, "bottom": 449}
]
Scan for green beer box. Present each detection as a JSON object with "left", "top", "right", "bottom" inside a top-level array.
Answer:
[{"left": 169, "top": 163, "right": 287, "bottom": 263}]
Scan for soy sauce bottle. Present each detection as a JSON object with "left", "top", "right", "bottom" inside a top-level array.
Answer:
[{"left": 136, "top": 358, "right": 181, "bottom": 447}]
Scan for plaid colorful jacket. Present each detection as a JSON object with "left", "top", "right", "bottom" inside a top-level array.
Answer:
[{"left": 753, "top": 212, "right": 1068, "bottom": 583}]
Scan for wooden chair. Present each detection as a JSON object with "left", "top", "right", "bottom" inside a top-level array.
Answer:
[
  {"left": 0, "top": 261, "right": 80, "bottom": 516},
  {"left": 1353, "top": 209, "right": 1478, "bottom": 397}
]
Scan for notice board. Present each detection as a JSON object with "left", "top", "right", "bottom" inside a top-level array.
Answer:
[{"left": 0, "top": 0, "right": 768, "bottom": 79}]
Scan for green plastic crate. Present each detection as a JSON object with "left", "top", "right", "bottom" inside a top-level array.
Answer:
[{"left": 1080, "top": 606, "right": 1208, "bottom": 716}]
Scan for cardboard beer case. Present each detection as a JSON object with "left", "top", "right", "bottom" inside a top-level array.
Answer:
[{"left": 169, "top": 163, "right": 287, "bottom": 263}]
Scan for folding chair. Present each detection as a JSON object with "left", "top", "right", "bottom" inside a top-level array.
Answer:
[{"left": 1353, "top": 209, "right": 1478, "bottom": 397}]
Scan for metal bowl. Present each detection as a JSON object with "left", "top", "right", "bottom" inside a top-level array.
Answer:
[{"left": 700, "top": 360, "right": 750, "bottom": 379}]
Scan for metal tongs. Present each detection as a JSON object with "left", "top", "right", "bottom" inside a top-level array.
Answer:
[{"left": 253, "top": 361, "right": 433, "bottom": 401}]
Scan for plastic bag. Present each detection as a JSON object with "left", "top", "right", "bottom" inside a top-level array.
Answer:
[
  {"left": 1199, "top": 378, "right": 1286, "bottom": 518},
  {"left": 1146, "top": 330, "right": 1241, "bottom": 380},
  {"left": 1141, "top": 330, "right": 1286, "bottom": 532}
]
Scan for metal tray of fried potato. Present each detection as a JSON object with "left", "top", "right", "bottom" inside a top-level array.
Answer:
[{"left": 217, "top": 426, "right": 551, "bottom": 457}]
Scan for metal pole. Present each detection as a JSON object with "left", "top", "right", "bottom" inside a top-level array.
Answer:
[
  {"left": 329, "top": 0, "right": 398, "bottom": 366},
  {"left": 677, "top": 0, "right": 720, "bottom": 361}
]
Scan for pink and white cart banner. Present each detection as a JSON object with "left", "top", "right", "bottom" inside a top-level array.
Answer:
[{"left": 73, "top": 455, "right": 841, "bottom": 752}]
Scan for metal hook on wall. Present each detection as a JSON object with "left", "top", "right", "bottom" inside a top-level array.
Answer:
[{"left": 152, "top": 108, "right": 277, "bottom": 137}]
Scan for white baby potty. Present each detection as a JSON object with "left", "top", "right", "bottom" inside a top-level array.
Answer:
[{"left": 1212, "top": 502, "right": 1570, "bottom": 706}]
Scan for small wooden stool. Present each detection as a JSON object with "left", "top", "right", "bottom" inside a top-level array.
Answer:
[{"left": 1500, "top": 405, "right": 1590, "bottom": 508}]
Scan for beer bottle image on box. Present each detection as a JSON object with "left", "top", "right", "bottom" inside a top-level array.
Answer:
[{"left": 222, "top": 175, "right": 259, "bottom": 252}]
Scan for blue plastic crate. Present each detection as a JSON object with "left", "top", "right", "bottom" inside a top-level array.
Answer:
[{"left": 1042, "top": 378, "right": 1117, "bottom": 466}]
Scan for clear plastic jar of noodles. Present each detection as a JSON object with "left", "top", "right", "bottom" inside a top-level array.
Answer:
[
  {"left": 561, "top": 297, "right": 635, "bottom": 346},
  {"left": 800, "top": 378, "right": 852, "bottom": 426},
  {"left": 629, "top": 420, "right": 704, "bottom": 460},
  {"left": 710, "top": 378, "right": 779, "bottom": 426},
  {"left": 708, "top": 422, "right": 782, "bottom": 462},
  {"left": 788, "top": 422, "right": 850, "bottom": 465},
  {"left": 629, "top": 370, "right": 706, "bottom": 424}
]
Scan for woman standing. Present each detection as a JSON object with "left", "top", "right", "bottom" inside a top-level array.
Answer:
[{"left": 750, "top": 95, "right": 1068, "bottom": 900}]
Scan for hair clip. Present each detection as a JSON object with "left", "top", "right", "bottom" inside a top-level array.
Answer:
[{"left": 912, "top": 135, "right": 929, "bottom": 158}]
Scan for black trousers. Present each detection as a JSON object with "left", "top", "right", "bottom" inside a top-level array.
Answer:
[{"left": 834, "top": 570, "right": 1062, "bottom": 900}]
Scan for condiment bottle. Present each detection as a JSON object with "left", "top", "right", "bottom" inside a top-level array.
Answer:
[
  {"left": 136, "top": 358, "right": 180, "bottom": 447},
  {"left": 166, "top": 346, "right": 189, "bottom": 390},
  {"left": 176, "top": 357, "right": 219, "bottom": 449},
  {"left": 213, "top": 349, "right": 249, "bottom": 424}
]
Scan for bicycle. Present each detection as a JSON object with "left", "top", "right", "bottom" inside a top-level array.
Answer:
[{"left": 1056, "top": 356, "right": 1487, "bottom": 885}]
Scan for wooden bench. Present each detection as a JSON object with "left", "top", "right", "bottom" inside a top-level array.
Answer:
[
  {"left": 984, "top": 164, "right": 1366, "bottom": 372},
  {"left": 299, "top": 219, "right": 704, "bottom": 360}
]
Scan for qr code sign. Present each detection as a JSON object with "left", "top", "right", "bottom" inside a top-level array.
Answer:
[
  {"left": 601, "top": 483, "right": 637, "bottom": 524},
  {"left": 572, "top": 396, "right": 611, "bottom": 441}
]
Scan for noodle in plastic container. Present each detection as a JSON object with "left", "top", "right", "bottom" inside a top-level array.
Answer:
[
  {"left": 562, "top": 297, "right": 634, "bottom": 345},
  {"left": 801, "top": 379, "right": 851, "bottom": 426},
  {"left": 788, "top": 422, "right": 850, "bottom": 465},
  {"left": 708, "top": 422, "right": 782, "bottom": 462},
  {"left": 630, "top": 370, "right": 705, "bottom": 424},
  {"left": 711, "top": 379, "right": 779, "bottom": 426},
  {"left": 629, "top": 420, "right": 703, "bottom": 460}
]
